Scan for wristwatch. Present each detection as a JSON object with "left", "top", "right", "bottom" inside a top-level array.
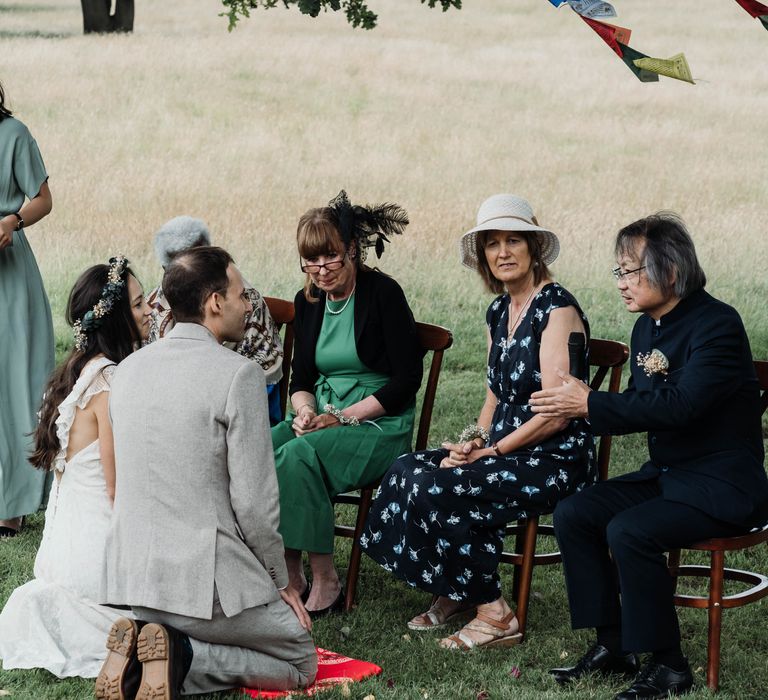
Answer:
[{"left": 12, "top": 212, "right": 24, "bottom": 230}]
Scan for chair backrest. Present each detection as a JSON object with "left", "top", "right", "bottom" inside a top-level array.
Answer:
[
  {"left": 414, "top": 322, "right": 454, "bottom": 450},
  {"left": 588, "top": 337, "right": 630, "bottom": 481},
  {"left": 264, "top": 296, "right": 295, "bottom": 418},
  {"left": 755, "top": 360, "right": 768, "bottom": 416}
]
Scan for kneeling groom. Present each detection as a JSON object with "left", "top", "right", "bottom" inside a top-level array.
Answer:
[{"left": 98, "top": 246, "right": 317, "bottom": 699}]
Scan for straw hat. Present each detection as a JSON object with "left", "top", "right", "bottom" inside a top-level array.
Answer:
[{"left": 459, "top": 194, "right": 560, "bottom": 270}]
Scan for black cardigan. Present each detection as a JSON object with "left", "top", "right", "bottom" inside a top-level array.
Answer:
[{"left": 289, "top": 269, "right": 424, "bottom": 415}]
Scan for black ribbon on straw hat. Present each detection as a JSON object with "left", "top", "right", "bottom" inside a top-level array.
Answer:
[{"left": 328, "top": 190, "right": 409, "bottom": 259}]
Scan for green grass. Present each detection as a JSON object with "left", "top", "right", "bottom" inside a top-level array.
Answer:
[{"left": 2, "top": 307, "right": 768, "bottom": 699}]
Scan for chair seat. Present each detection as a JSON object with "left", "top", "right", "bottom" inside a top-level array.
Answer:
[{"left": 682, "top": 523, "right": 768, "bottom": 552}]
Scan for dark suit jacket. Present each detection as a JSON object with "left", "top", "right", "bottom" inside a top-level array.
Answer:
[
  {"left": 290, "top": 268, "right": 424, "bottom": 415},
  {"left": 588, "top": 289, "right": 768, "bottom": 528}
]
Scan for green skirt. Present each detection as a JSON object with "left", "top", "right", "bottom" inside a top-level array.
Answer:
[
  {"left": 272, "top": 375, "right": 415, "bottom": 553},
  {"left": 0, "top": 229, "right": 54, "bottom": 519}
]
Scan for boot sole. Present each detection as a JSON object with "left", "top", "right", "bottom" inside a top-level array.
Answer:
[
  {"left": 95, "top": 617, "right": 139, "bottom": 700},
  {"left": 136, "top": 623, "right": 175, "bottom": 700}
]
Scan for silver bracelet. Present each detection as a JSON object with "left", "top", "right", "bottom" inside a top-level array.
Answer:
[
  {"left": 457, "top": 424, "right": 490, "bottom": 444},
  {"left": 323, "top": 403, "right": 360, "bottom": 427}
]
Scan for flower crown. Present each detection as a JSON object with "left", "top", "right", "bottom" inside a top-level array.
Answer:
[{"left": 73, "top": 255, "right": 129, "bottom": 352}]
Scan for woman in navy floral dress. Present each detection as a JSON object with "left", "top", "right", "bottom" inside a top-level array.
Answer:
[{"left": 361, "top": 194, "right": 595, "bottom": 649}]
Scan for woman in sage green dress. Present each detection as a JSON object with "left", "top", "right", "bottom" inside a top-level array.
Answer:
[
  {"left": 0, "top": 82, "right": 55, "bottom": 537},
  {"left": 272, "top": 191, "right": 423, "bottom": 617}
]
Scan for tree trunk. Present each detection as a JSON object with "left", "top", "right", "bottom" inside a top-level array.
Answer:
[{"left": 81, "top": 0, "right": 134, "bottom": 34}]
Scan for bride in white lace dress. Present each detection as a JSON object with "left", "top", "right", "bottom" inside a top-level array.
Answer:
[{"left": 0, "top": 257, "right": 150, "bottom": 678}]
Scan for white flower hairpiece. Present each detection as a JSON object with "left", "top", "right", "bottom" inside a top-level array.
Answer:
[{"left": 73, "top": 255, "right": 128, "bottom": 352}]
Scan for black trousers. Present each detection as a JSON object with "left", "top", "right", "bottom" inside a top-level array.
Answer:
[{"left": 553, "top": 478, "right": 746, "bottom": 652}]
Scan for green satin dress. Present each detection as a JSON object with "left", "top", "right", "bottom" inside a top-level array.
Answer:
[
  {"left": 0, "top": 117, "right": 54, "bottom": 520},
  {"left": 271, "top": 294, "right": 415, "bottom": 553}
]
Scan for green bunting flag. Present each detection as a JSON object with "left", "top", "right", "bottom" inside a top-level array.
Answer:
[{"left": 616, "top": 42, "right": 660, "bottom": 82}]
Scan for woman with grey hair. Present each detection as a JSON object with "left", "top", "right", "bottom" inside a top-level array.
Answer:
[
  {"left": 146, "top": 216, "right": 284, "bottom": 422},
  {"left": 531, "top": 212, "right": 768, "bottom": 700}
]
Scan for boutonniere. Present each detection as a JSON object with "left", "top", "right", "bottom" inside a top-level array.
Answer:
[{"left": 637, "top": 349, "right": 669, "bottom": 377}]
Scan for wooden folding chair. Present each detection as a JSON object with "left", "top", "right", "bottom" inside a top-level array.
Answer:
[
  {"left": 501, "top": 337, "right": 630, "bottom": 639},
  {"left": 333, "top": 321, "right": 454, "bottom": 611},
  {"left": 667, "top": 359, "right": 768, "bottom": 691},
  {"left": 263, "top": 296, "right": 295, "bottom": 420}
]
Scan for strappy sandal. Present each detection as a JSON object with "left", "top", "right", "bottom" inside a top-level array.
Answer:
[
  {"left": 441, "top": 610, "right": 522, "bottom": 650},
  {"left": 407, "top": 597, "right": 475, "bottom": 631}
]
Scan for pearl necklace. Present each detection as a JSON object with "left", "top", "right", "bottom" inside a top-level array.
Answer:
[
  {"left": 325, "top": 285, "right": 356, "bottom": 315},
  {"left": 506, "top": 285, "right": 538, "bottom": 340}
]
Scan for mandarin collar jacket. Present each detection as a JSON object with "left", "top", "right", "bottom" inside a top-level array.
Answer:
[{"left": 587, "top": 289, "right": 768, "bottom": 528}]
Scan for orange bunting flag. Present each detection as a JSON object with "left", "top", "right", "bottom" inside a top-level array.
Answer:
[{"left": 580, "top": 15, "right": 633, "bottom": 57}]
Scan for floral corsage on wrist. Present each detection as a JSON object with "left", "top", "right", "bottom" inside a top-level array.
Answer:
[
  {"left": 637, "top": 348, "right": 669, "bottom": 377},
  {"left": 457, "top": 424, "right": 490, "bottom": 446},
  {"left": 324, "top": 403, "right": 360, "bottom": 426}
]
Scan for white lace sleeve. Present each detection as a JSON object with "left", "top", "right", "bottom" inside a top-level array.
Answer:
[{"left": 76, "top": 364, "right": 116, "bottom": 410}]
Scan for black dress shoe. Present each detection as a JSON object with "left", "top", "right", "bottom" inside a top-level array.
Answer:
[
  {"left": 307, "top": 587, "right": 345, "bottom": 620},
  {"left": 95, "top": 617, "right": 143, "bottom": 700},
  {"left": 135, "top": 622, "right": 194, "bottom": 700},
  {"left": 550, "top": 643, "right": 640, "bottom": 685},
  {"left": 615, "top": 661, "right": 693, "bottom": 699}
]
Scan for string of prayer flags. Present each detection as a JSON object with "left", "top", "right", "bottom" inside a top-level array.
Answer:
[
  {"left": 633, "top": 53, "right": 694, "bottom": 84},
  {"left": 567, "top": 0, "right": 617, "bottom": 20},
  {"left": 616, "top": 43, "right": 660, "bottom": 82},
  {"left": 548, "top": 0, "right": 568, "bottom": 6},
  {"left": 733, "top": 0, "right": 768, "bottom": 31},
  {"left": 580, "top": 15, "right": 632, "bottom": 57}
]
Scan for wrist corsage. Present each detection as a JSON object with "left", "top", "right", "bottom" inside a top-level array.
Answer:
[
  {"left": 324, "top": 403, "right": 360, "bottom": 426},
  {"left": 457, "top": 424, "right": 490, "bottom": 445}
]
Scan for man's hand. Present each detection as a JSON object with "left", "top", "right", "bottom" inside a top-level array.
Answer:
[
  {"left": 280, "top": 587, "right": 312, "bottom": 632},
  {"left": 529, "top": 368, "right": 591, "bottom": 419}
]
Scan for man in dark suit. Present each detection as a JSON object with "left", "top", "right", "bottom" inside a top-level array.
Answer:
[{"left": 529, "top": 212, "right": 768, "bottom": 699}]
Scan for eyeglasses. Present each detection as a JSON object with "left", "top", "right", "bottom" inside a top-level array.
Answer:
[
  {"left": 300, "top": 254, "right": 346, "bottom": 274},
  {"left": 612, "top": 265, "right": 646, "bottom": 282}
]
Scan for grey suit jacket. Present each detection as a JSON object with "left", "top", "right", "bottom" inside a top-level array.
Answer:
[{"left": 104, "top": 322, "right": 289, "bottom": 619}]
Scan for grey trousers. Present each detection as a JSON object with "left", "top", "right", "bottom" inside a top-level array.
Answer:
[{"left": 133, "top": 597, "right": 317, "bottom": 695}]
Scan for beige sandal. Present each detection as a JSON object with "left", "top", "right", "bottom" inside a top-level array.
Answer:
[
  {"left": 441, "top": 610, "right": 522, "bottom": 650},
  {"left": 407, "top": 597, "right": 475, "bottom": 631}
]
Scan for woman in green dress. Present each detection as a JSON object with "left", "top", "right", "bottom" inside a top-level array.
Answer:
[
  {"left": 272, "top": 191, "right": 423, "bottom": 617},
  {"left": 0, "top": 81, "right": 55, "bottom": 537}
]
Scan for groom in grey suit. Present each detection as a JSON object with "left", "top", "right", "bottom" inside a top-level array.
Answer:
[{"left": 99, "top": 246, "right": 316, "bottom": 698}]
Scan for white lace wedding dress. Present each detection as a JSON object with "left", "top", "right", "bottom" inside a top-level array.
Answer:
[{"left": 0, "top": 356, "right": 130, "bottom": 678}]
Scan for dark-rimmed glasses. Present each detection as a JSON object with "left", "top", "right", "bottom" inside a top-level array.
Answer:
[
  {"left": 300, "top": 253, "right": 347, "bottom": 274},
  {"left": 612, "top": 265, "right": 646, "bottom": 282}
]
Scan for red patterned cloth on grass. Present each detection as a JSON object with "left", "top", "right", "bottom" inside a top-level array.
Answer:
[{"left": 242, "top": 647, "right": 382, "bottom": 698}]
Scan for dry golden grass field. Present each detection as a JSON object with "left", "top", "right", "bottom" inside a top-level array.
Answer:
[
  {"left": 2, "top": 2, "right": 768, "bottom": 698},
  {"left": 1, "top": 0, "right": 767, "bottom": 353}
]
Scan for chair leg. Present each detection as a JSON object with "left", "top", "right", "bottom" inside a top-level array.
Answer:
[
  {"left": 511, "top": 522, "right": 525, "bottom": 601},
  {"left": 705, "top": 549, "right": 725, "bottom": 692},
  {"left": 344, "top": 487, "right": 374, "bottom": 612},
  {"left": 514, "top": 517, "right": 539, "bottom": 639},
  {"left": 667, "top": 549, "right": 681, "bottom": 594}
]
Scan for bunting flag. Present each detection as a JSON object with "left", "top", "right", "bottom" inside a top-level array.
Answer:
[
  {"left": 580, "top": 15, "right": 632, "bottom": 56},
  {"left": 616, "top": 42, "right": 660, "bottom": 82},
  {"left": 567, "top": 0, "right": 617, "bottom": 19},
  {"left": 548, "top": 0, "right": 568, "bottom": 6},
  {"left": 733, "top": 0, "right": 768, "bottom": 30},
  {"left": 633, "top": 53, "right": 695, "bottom": 84}
]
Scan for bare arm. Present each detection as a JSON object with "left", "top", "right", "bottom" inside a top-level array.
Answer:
[
  {"left": 448, "top": 306, "right": 586, "bottom": 466},
  {"left": 0, "top": 181, "right": 52, "bottom": 250},
  {"left": 92, "top": 391, "right": 116, "bottom": 504}
]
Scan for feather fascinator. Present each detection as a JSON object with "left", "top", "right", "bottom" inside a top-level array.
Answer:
[{"left": 328, "top": 190, "right": 409, "bottom": 259}]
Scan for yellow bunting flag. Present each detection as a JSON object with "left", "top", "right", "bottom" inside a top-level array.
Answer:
[{"left": 633, "top": 53, "right": 694, "bottom": 84}]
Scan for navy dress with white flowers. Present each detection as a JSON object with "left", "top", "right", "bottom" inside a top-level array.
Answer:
[{"left": 360, "top": 283, "right": 596, "bottom": 603}]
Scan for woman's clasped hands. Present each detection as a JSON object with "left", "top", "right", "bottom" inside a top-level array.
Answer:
[
  {"left": 439, "top": 438, "right": 488, "bottom": 468},
  {"left": 291, "top": 404, "right": 341, "bottom": 436}
]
